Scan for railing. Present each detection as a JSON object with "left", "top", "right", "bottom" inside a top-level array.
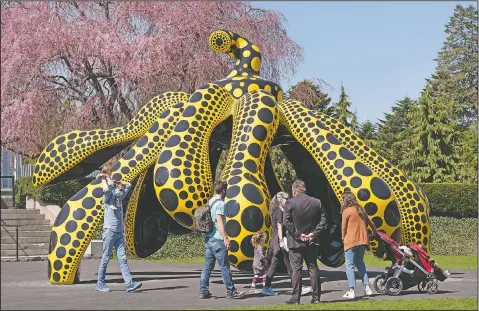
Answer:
[
  {"left": 0, "top": 219, "right": 19, "bottom": 261},
  {"left": 1, "top": 176, "right": 15, "bottom": 209}
]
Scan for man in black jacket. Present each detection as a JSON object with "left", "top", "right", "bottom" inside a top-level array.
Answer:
[{"left": 283, "top": 180, "right": 327, "bottom": 304}]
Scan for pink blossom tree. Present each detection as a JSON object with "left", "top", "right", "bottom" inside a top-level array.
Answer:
[{"left": 1, "top": 1, "right": 303, "bottom": 157}]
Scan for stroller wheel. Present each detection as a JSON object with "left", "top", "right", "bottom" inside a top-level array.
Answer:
[
  {"left": 374, "top": 273, "right": 388, "bottom": 293},
  {"left": 418, "top": 281, "right": 428, "bottom": 292},
  {"left": 385, "top": 277, "right": 403, "bottom": 296},
  {"left": 426, "top": 281, "right": 438, "bottom": 294}
]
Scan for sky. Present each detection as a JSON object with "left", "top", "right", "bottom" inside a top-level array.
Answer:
[{"left": 255, "top": 1, "right": 476, "bottom": 123}]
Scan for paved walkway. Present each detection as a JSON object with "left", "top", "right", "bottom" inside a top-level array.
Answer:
[{"left": 1, "top": 259, "right": 476, "bottom": 310}]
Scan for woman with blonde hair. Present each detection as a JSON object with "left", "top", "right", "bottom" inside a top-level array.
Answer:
[{"left": 341, "top": 188, "right": 378, "bottom": 299}]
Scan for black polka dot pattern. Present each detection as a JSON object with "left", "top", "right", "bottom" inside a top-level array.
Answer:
[
  {"left": 277, "top": 99, "right": 403, "bottom": 259},
  {"left": 43, "top": 91, "right": 191, "bottom": 284},
  {"left": 33, "top": 92, "right": 190, "bottom": 187},
  {"left": 154, "top": 84, "right": 235, "bottom": 230},
  {"left": 219, "top": 90, "right": 279, "bottom": 270},
  {"left": 305, "top": 108, "right": 431, "bottom": 252},
  {"left": 41, "top": 27, "right": 430, "bottom": 281}
]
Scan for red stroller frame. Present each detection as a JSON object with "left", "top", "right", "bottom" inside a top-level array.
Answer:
[{"left": 373, "top": 232, "right": 449, "bottom": 296}]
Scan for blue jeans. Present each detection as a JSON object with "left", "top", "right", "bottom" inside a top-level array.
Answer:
[
  {"left": 199, "top": 237, "right": 235, "bottom": 294},
  {"left": 344, "top": 245, "right": 369, "bottom": 289},
  {"left": 97, "top": 229, "right": 133, "bottom": 287}
]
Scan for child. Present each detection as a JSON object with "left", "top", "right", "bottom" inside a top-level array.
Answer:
[
  {"left": 95, "top": 161, "right": 142, "bottom": 293},
  {"left": 250, "top": 231, "right": 268, "bottom": 294}
]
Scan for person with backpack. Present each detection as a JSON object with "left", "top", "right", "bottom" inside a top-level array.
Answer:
[{"left": 197, "top": 180, "right": 245, "bottom": 299}]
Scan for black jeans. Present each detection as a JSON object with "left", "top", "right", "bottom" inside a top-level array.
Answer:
[
  {"left": 289, "top": 246, "right": 321, "bottom": 302},
  {"left": 265, "top": 246, "right": 292, "bottom": 288}
]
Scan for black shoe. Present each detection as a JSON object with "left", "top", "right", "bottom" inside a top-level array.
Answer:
[
  {"left": 199, "top": 292, "right": 213, "bottom": 299},
  {"left": 285, "top": 298, "right": 300, "bottom": 305},
  {"left": 227, "top": 290, "right": 246, "bottom": 299},
  {"left": 311, "top": 298, "right": 321, "bottom": 304}
]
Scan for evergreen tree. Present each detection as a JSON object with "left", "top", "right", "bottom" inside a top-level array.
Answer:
[
  {"left": 330, "top": 83, "right": 358, "bottom": 130},
  {"left": 454, "top": 126, "right": 478, "bottom": 183},
  {"left": 431, "top": 4, "right": 478, "bottom": 128},
  {"left": 374, "top": 97, "right": 416, "bottom": 164},
  {"left": 356, "top": 120, "right": 377, "bottom": 140},
  {"left": 400, "top": 84, "right": 458, "bottom": 182}
]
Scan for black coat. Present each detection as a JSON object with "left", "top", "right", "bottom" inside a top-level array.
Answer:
[{"left": 283, "top": 193, "right": 327, "bottom": 249}]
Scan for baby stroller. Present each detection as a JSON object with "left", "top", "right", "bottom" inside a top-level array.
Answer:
[{"left": 373, "top": 232, "right": 450, "bottom": 296}]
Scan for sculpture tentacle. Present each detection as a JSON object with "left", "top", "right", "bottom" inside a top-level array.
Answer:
[
  {"left": 219, "top": 90, "right": 279, "bottom": 270},
  {"left": 154, "top": 84, "right": 235, "bottom": 229},
  {"left": 277, "top": 100, "right": 401, "bottom": 257},
  {"left": 110, "top": 101, "right": 188, "bottom": 182},
  {"left": 125, "top": 166, "right": 169, "bottom": 258},
  {"left": 310, "top": 112, "right": 431, "bottom": 251},
  {"left": 47, "top": 102, "right": 187, "bottom": 284},
  {"left": 33, "top": 92, "right": 189, "bottom": 187},
  {"left": 47, "top": 177, "right": 106, "bottom": 284}
]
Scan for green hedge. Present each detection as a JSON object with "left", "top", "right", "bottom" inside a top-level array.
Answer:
[
  {"left": 430, "top": 217, "right": 477, "bottom": 256},
  {"left": 418, "top": 183, "right": 478, "bottom": 217},
  {"left": 14, "top": 177, "right": 41, "bottom": 209},
  {"left": 15, "top": 176, "right": 94, "bottom": 208},
  {"left": 123, "top": 216, "right": 476, "bottom": 259}
]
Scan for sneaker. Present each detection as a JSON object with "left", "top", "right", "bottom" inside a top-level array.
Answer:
[
  {"left": 227, "top": 290, "right": 246, "bottom": 299},
  {"left": 364, "top": 285, "right": 373, "bottom": 296},
  {"left": 285, "top": 298, "right": 300, "bottom": 305},
  {"left": 199, "top": 292, "right": 213, "bottom": 299},
  {"left": 262, "top": 287, "right": 278, "bottom": 296},
  {"left": 126, "top": 281, "right": 142, "bottom": 292},
  {"left": 96, "top": 283, "right": 111, "bottom": 292},
  {"left": 301, "top": 286, "right": 312, "bottom": 296},
  {"left": 311, "top": 298, "right": 321, "bottom": 304},
  {"left": 342, "top": 289, "right": 355, "bottom": 299}
]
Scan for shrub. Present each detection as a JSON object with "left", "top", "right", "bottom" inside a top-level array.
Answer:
[
  {"left": 430, "top": 217, "right": 477, "bottom": 256},
  {"left": 146, "top": 233, "right": 205, "bottom": 259},
  {"left": 418, "top": 183, "right": 478, "bottom": 217},
  {"left": 14, "top": 176, "right": 94, "bottom": 208},
  {"left": 14, "top": 177, "right": 40, "bottom": 209},
  {"left": 122, "top": 216, "right": 477, "bottom": 260}
]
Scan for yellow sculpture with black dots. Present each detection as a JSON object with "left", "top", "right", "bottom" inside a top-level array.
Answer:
[{"left": 33, "top": 30, "right": 432, "bottom": 284}]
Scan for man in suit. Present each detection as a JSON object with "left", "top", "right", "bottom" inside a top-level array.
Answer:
[{"left": 283, "top": 180, "right": 327, "bottom": 305}]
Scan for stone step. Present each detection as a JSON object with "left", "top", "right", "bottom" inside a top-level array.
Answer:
[
  {"left": 2, "top": 243, "right": 49, "bottom": 250},
  {"left": 1, "top": 209, "right": 40, "bottom": 214},
  {"left": 1, "top": 219, "right": 50, "bottom": 226},
  {"left": 1, "top": 236, "right": 51, "bottom": 244},
  {"left": 1, "top": 225, "right": 52, "bottom": 232},
  {"left": 0, "top": 230, "right": 51, "bottom": 238},
  {"left": 0, "top": 213, "right": 46, "bottom": 220},
  {"left": 1, "top": 248, "right": 49, "bottom": 257}
]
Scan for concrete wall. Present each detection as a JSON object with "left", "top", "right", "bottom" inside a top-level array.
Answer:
[{"left": 25, "top": 196, "right": 61, "bottom": 226}]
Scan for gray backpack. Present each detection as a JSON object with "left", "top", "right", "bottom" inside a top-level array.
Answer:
[{"left": 194, "top": 198, "right": 221, "bottom": 233}]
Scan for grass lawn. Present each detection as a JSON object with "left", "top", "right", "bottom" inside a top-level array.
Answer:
[
  {"left": 210, "top": 298, "right": 477, "bottom": 310},
  {"left": 135, "top": 255, "right": 478, "bottom": 270}
]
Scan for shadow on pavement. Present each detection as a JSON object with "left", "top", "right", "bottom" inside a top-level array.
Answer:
[{"left": 135, "top": 285, "right": 189, "bottom": 293}]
